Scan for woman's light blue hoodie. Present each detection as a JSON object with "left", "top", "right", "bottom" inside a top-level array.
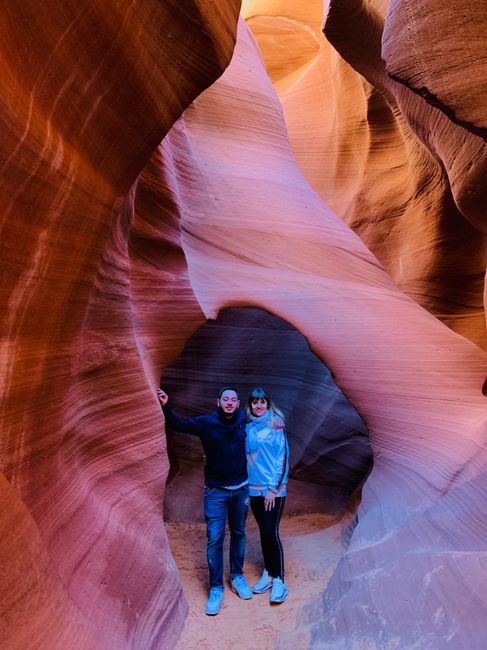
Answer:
[{"left": 246, "top": 411, "right": 289, "bottom": 497}]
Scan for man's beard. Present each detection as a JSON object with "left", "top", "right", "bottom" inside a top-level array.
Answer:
[{"left": 219, "top": 406, "right": 236, "bottom": 419}]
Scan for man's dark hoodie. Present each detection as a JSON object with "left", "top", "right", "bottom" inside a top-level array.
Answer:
[{"left": 162, "top": 403, "right": 247, "bottom": 487}]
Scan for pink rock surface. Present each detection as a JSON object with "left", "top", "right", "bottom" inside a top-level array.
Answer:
[
  {"left": 0, "top": 2, "right": 240, "bottom": 648},
  {"left": 2, "top": 1, "right": 487, "bottom": 648},
  {"left": 243, "top": 0, "right": 487, "bottom": 349},
  {"left": 158, "top": 18, "right": 487, "bottom": 647},
  {"left": 383, "top": 0, "right": 487, "bottom": 137}
]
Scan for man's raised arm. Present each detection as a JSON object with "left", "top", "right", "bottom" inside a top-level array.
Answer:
[{"left": 157, "top": 388, "right": 204, "bottom": 437}]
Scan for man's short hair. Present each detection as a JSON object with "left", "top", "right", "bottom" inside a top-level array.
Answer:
[{"left": 218, "top": 386, "right": 240, "bottom": 399}]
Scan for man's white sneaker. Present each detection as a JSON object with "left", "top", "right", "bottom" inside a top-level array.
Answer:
[
  {"left": 205, "top": 587, "right": 224, "bottom": 615},
  {"left": 231, "top": 575, "right": 253, "bottom": 599}
]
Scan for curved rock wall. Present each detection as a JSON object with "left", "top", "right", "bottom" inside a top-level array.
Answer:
[
  {"left": 383, "top": 0, "right": 487, "bottom": 139},
  {"left": 243, "top": 0, "right": 487, "bottom": 349},
  {"left": 162, "top": 307, "right": 372, "bottom": 521},
  {"left": 157, "top": 17, "right": 487, "bottom": 648},
  {"left": 0, "top": 2, "right": 240, "bottom": 648},
  {"left": 2, "top": 1, "right": 487, "bottom": 648}
]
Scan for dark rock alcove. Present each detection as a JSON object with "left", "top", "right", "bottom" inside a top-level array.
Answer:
[{"left": 161, "top": 307, "right": 372, "bottom": 521}]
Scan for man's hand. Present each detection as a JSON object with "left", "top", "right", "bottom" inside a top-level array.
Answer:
[
  {"left": 157, "top": 388, "right": 168, "bottom": 406},
  {"left": 264, "top": 491, "right": 276, "bottom": 511}
]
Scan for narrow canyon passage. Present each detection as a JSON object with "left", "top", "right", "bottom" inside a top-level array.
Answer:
[{"left": 3, "top": 1, "right": 487, "bottom": 648}]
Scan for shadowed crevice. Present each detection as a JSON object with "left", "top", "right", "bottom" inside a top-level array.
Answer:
[{"left": 388, "top": 73, "right": 487, "bottom": 142}]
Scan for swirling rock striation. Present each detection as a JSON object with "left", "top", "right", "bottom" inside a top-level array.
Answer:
[
  {"left": 156, "top": 17, "right": 487, "bottom": 648},
  {"left": 243, "top": 0, "right": 487, "bottom": 349},
  {"left": 382, "top": 0, "right": 487, "bottom": 140},
  {"left": 2, "top": 1, "right": 487, "bottom": 649},
  {"left": 0, "top": 2, "right": 240, "bottom": 648}
]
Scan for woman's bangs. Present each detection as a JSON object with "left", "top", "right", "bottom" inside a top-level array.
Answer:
[{"left": 250, "top": 387, "right": 268, "bottom": 401}]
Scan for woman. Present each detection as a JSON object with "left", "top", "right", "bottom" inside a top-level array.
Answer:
[{"left": 246, "top": 386, "right": 289, "bottom": 604}]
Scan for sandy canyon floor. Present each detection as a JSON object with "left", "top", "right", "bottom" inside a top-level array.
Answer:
[{"left": 166, "top": 512, "right": 344, "bottom": 649}]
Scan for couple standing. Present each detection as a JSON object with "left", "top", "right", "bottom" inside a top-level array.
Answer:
[{"left": 158, "top": 385, "right": 289, "bottom": 616}]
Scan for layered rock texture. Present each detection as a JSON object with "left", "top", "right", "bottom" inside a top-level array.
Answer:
[
  {"left": 2, "top": 1, "right": 487, "bottom": 649},
  {"left": 1, "top": 2, "right": 240, "bottom": 648},
  {"left": 243, "top": 0, "right": 487, "bottom": 350},
  {"left": 156, "top": 15, "right": 487, "bottom": 648}
]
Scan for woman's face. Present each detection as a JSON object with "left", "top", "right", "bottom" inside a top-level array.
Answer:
[{"left": 251, "top": 396, "right": 268, "bottom": 417}]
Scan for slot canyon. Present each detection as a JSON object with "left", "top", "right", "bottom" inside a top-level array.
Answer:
[{"left": 1, "top": 1, "right": 487, "bottom": 649}]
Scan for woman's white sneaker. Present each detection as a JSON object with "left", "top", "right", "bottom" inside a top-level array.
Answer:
[
  {"left": 252, "top": 569, "right": 273, "bottom": 594},
  {"left": 269, "top": 577, "right": 288, "bottom": 603}
]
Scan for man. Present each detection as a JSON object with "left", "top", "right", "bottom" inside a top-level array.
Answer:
[{"left": 157, "top": 386, "right": 253, "bottom": 616}]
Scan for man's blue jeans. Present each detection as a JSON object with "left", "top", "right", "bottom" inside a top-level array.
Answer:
[{"left": 203, "top": 485, "right": 249, "bottom": 588}]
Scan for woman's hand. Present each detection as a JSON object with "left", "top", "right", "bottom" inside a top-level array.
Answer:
[
  {"left": 264, "top": 491, "right": 276, "bottom": 511},
  {"left": 157, "top": 388, "right": 168, "bottom": 406}
]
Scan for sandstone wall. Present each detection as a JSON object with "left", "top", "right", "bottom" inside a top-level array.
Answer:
[
  {"left": 2, "top": 1, "right": 487, "bottom": 648},
  {"left": 156, "top": 17, "right": 487, "bottom": 648},
  {"left": 243, "top": 0, "right": 487, "bottom": 349},
  {"left": 0, "top": 3, "right": 240, "bottom": 648}
]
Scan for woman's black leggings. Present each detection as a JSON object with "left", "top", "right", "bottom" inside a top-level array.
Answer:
[{"left": 250, "top": 496, "right": 286, "bottom": 579}]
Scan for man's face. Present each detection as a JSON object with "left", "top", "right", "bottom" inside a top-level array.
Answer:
[{"left": 217, "top": 390, "right": 240, "bottom": 415}]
